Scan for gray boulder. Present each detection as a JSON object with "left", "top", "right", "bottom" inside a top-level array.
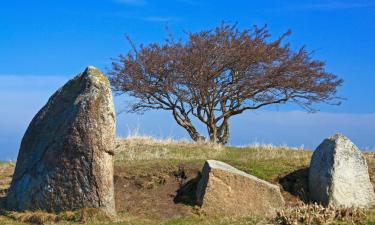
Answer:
[
  {"left": 196, "top": 160, "right": 285, "bottom": 216},
  {"left": 309, "top": 133, "right": 375, "bottom": 208},
  {"left": 6, "top": 66, "right": 116, "bottom": 214}
]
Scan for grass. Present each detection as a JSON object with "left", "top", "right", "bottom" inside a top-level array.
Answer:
[
  {"left": 1, "top": 135, "right": 375, "bottom": 224},
  {"left": 116, "top": 136, "right": 311, "bottom": 182}
]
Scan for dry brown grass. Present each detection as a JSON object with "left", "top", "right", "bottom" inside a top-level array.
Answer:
[
  {"left": 2, "top": 208, "right": 114, "bottom": 225},
  {"left": 0, "top": 163, "right": 14, "bottom": 198},
  {"left": 6, "top": 210, "right": 59, "bottom": 225},
  {"left": 274, "top": 203, "right": 367, "bottom": 225},
  {"left": 115, "top": 135, "right": 223, "bottom": 162},
  {"left": 115, "top": 135, "right": 310, "bottom": 163}
]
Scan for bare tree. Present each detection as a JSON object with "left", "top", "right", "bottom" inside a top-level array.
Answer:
[{"left": 109, "top": 23, "right": 343, "bottom": 144}]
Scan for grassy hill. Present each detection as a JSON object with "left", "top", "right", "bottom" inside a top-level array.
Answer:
[{"left": 1, "top": 136, "right": 375, "bottom": 224}]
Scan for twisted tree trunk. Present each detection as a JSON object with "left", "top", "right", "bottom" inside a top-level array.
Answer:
[{"left": 172, "top": 108, "right": 205, "bottom": 142}]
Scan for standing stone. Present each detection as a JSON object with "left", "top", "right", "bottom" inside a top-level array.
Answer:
[
  {"left": 6, "top": 66, "right": 116, "bottom": 214},
  {"left": 309, "top": 133, "right": 375, "bottom": 208},
  {"left": 196, "top": 160, "right": 285, "bottom": 217}
]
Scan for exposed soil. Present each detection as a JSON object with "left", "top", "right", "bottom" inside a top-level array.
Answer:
[
  {"left": 114, "top": 163, "right": 202, "bottom": 220},
  {"left": 112, "top": 163, "right": 312, "bottom": 220}
]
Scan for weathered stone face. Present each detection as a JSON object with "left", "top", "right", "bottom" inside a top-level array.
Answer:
[
  {"left": 196, "top": 160, "right": 285, "bottom": 217},
  {"left": 6, "top": 66, "right": 116, "bottom": 214},
  {"left": 309, "top": 133, "right": 375, "bottom": 208}
]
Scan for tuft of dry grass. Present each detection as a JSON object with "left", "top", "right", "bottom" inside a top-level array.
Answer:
[
  {"left": 61, "top": 208, "right": 115, "bottom": 223},
  {"left": 6, "top": 211, "right": 58, "bottom": 225},
  {"left": 273, "top": 203, "right": 367, "bottom": 225},
  {"left": 0, "top": 163, "right": 14, "bottom": 197},
  {"left": 1, "top": 208, "right": 114, "bottom": 225}
]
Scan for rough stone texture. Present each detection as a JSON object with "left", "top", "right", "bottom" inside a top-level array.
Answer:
[
  {"left": 196, "top": 160, "right": 285, "bottom": 217},
  {"left": 6, "top": 66, "right": 116, "bottom": 214},
  {"left": 309, "top": 133, "right": 375, "bottom": 208}
]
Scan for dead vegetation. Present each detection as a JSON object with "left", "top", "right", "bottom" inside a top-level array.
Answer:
[
  {"left": 274, "top": 204, "right": 367, "bottom": 225},
  {"left": 0, "top": 208, "right": 114, "bottom": 225}
]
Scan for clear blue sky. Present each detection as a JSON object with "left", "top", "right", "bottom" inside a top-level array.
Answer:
[{"left": 1, "top": 0, "right": 375, "bottom": 160}]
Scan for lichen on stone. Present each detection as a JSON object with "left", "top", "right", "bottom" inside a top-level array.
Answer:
[{"left": 6, "top": 66, "right": 116, "bottom": 215}]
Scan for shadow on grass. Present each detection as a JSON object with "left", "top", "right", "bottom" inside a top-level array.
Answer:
[
  {"left": 279, "top": 167, "right": 310, "bottom": 203},
  {"left": 173, "top": 172, "right": 201, "bottom": 206}
]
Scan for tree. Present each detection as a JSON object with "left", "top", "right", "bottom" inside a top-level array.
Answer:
[{"left": 109, "top": 23, "right": 343, "bottom": 145}]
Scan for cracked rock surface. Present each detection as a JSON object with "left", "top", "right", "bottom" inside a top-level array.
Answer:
[
  {"left": 6, "top": 66, "right": 116, "bottom": 214},
  {"left": 309, "top": 133, "right": 375, "bottom": 208},
  {"left": 196, "top": 160, "right": 285, "bottom": 217}
]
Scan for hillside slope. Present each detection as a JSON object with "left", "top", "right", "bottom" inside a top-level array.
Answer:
[{"left": 1, "top": 137, "right": 375, "bottom": 224}]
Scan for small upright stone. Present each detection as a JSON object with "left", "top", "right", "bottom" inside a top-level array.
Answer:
[
  {"left": 196, "top": 160, "right": 285, "bottom": 217},
  {"left": 6, "top": 66, "right": 116, "bottom": 214},
  {"left": 309, "top": 133, "right": 375, "bottom": 208}
]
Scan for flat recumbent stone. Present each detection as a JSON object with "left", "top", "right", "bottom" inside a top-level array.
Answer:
[{"left": 196, "top": 160, "right": 285, "bottom": 216}]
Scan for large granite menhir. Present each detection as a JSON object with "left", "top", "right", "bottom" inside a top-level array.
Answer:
[
  {"left": 309, "top": 133, "right": 375, "bottom": 208},
  {"left": 6, "top": 66, "right": 116, "bottom": 214},
  {"left": 196, "top": 160, "right": 285, "bottom": 216}
]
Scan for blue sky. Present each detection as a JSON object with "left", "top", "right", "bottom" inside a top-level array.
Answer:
[{"left": 1, "top": 0, "right": 375, "bottom": 160}]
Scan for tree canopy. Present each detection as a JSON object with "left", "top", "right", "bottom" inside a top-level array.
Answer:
[{"left": 109, "top": 23, "right": 343, "bottom": 144}]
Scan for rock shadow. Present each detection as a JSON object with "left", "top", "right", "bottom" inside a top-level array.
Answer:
[
  {"left": 0, "top": 196, "right": 6, "bottom": 209},
  {"left": 173, "top": 172, "right": 201, "bottom": 206},
  {"left": 279, "top": 167, "right": 310, "bottom": 203},
  {"left": 0, "top": 195, "right": 8, "bottom": 218},
  {"left": 0, "top": 187, "right": 7, "bottom": 210}
]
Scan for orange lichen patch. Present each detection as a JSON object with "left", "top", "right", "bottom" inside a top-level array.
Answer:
[{"left": 84, "top": 66, "right": 110, "bottom": 85}]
